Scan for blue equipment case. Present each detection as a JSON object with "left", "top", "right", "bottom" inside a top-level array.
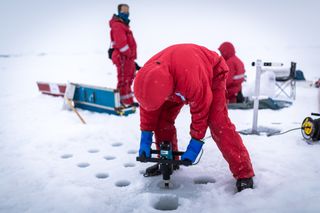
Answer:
[{"left": 70, "top": 83, "right": 136, "bottom": 116}]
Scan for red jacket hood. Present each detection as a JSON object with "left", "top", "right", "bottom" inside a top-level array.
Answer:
[
  {"left": 134, "top": 61, "right": 174, "bottom": 111},
  {"left": 219, "top": 42, "right": 235, "bottom": 60}
]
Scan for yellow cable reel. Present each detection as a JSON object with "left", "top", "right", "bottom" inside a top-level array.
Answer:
[{"left": 301, "top": 113, "right": 320, "bottom": 143}]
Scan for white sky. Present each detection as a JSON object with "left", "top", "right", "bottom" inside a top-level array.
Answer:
[{"left": 0, "top": 0, "right": 319, "bottom": 77}]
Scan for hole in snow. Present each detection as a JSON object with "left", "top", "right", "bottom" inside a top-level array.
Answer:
[
  {"left": 153, "top": 195, "right": 179, "bottom": 211},
  {"left": 115, "top": 180, "right": 130, "bottom": 187},
  {"left": 61, "top": 154, "right": 73, "bottom": 159},
  {"left": 96, "top": 173, "right": 109, "bottom": 179},
  {"left": 111, "top": 142, "right": 123, "bottom": 147},
  {"left": 104, "top": 156, "right": 116, "bottom": 160},
  {"left": 77, "top": 162, "right": 90, "bottom": 168},
  {"left": 193, "top": 176, "right": 216, "bottom": 184},
  {"left": 124, "top": 163, "right": 135, "bottom": 168},
  {"left": 127, "top": 150, "right": 138, "bottom": 154},
  {"left": 88, "top": 149, "right": 99, "bottom": 153}
]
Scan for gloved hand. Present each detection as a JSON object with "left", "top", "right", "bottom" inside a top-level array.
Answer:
[
  {"left": 108, "top": 48, "right": 114, "bottom": 59},
  {"left": 139, "top": 131, "right": 153, "bottom": 158},
  {"left": 135, "top": 62, "right": 141, "bottom": 71},
  {"left": 181, "top": 138, "right": 204, "bottom": 163}
]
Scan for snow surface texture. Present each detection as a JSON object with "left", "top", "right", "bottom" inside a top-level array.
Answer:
[{"left": 1, "top": 0, "right": 320, "bottom": 212}]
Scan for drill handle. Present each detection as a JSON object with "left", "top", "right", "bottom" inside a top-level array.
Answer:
[
  {"left": 150, "top": 149, "right": 185, "bottom": 156},
  {"left": 136, "top": 156, "right": 192, "bottom": 166}
]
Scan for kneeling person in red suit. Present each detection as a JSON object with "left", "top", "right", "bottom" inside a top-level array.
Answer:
[{"left": 219, "top": 42, "right": 246, "bottom": 103}]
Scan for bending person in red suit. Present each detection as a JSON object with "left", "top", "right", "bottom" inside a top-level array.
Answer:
[{"left": 134, "top": 44, "right": 255, "bottom": 192}]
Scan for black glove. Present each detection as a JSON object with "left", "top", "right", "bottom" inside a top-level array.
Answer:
[
  {"left": 135, "top": 62, "right": 141, "bottom": 71},
  {"left": 108, "top": 48, "right": 114, "bottom": 59}
]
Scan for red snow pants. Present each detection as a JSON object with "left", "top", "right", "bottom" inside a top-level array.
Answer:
[
  {"left": 116, "top": 55, "right": 135, "bottom": 105},
  {"left": 208, "top": 73, "right": 254, "bottom": 179}
]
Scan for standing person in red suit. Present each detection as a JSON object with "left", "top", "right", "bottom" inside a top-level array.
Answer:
[
  {"left": 219, "top": 42, "right": 246, "bottom": 103},
  {"left": 109, "top": 4, "right": 138, "bottom": 107},
  {"left": 134, "top": 44, "right": 255, "bottom": 192}
]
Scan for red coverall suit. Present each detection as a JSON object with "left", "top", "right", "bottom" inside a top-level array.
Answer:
[
  {"left": 134, "top": 44, "right": 254, "bottom": 179},
  {"left": 109, "top": 15, "right": 137, "bottom": 105},
  {"left": 219, "top": 42, "right": 245, "bottom": 103}
]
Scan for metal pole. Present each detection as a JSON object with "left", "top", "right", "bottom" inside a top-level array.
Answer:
[{"left": 252, "top": 59, "right": 262, "bottom": 133}]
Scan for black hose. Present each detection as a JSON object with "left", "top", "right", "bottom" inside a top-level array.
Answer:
[
  {"left": 311, "top": 113, "right": 320, "bottom": 116},
  {"left": 267, "top": 127, "right": 303, "bottom": 137},
  {"left": 192, "top": 148, "right": 204, "bottom": 165}
]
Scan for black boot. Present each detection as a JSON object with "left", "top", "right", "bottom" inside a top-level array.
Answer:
[
  {"left": 236, "top": 178, "right": 254, "bottom": 192},
  {"left": 132, "top": 102, "right": 139, "bottom": 107}
]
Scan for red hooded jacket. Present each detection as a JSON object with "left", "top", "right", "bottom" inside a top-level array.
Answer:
[
  {"left": 134, "top": 44, "right": 229, "bottom": 140},
  {"left": 109, "top": 15, "right": 137, "bottom": 65},
  {"left": 219, "top": 42, "right": 245, "bottom": 103}
]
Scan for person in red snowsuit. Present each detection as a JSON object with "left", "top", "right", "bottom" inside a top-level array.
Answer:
[
  {"left": 109, "top": 4, "right": 137, "bottom": 106},
  {"left": 219, "top": 42, "right": 246, "bottom": 103},
  {"left": 134, "top": 44, "right": 255, "bottom": 192}
]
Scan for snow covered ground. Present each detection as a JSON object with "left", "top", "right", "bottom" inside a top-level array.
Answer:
[
  {"left": 1, "top": 1, "right": 320, "bottom": 212},
  {"left": 1, "top": 53, "right": 320, "bottom": 213}
]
